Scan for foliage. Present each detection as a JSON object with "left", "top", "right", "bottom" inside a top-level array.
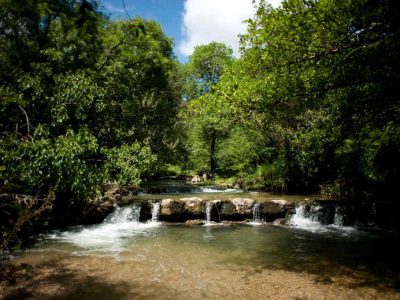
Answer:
[
  {"left": 183, "top": 42, "right": 233, "bottom": 98},
  {"left": 104, "top": 143, "right": 156, "bottom": 187},
  {"left": 0, "top": 0, "right": 184, "bottom": 247},
  {"left": 181, "top": 0, "right": 399, "bottom": 219},
  {"left": 180, "top": 43, "right": 235, "bottom": 173}
]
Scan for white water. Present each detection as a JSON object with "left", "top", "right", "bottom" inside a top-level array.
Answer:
[
  {"left": 151, "top": 202, "right": 160, "bottom": 222},
  {"left": 250, "top": 203, "right": 264, "bottom": 225},
  {"left": 289, "top": 204, "right": 354, "bottom": 233},
  {"left": 203, "top": 201, "right": 219, "bottom": 226},
  {"left": 205, "top": 202, "right": 212, "bottom": 223},
  {"left": 139, "top": 186, "right": 243, "bottom": 195},
  {"left": 289, "top": 205, "right": 327, "bottom": 232},
  {"left": 48, "top": 204, "right": 159, "bottom": 253},
  {"left": 198, "top": 187, "right": 242, "bottom": 193},
  {"left": 334, "top": 206, "right": 344, "bottom": 226}
]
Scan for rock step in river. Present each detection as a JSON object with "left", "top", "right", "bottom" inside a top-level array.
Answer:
[
  {"left": 118, "top": 199, "right": 352, "bottom": 231},
  {"left": 125, "top": 197, "right": 293, "bottom": 223}
]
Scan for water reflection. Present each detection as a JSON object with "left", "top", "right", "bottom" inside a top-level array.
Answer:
[
  {"left": 5, "top": 224, "right": 400, "bottom": 299},
  {"left": 38, "top": 225, "right": 398, "bottom": 279}
]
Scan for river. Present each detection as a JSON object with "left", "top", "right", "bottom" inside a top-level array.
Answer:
[{"left": 1, "top": 184, "right": 400, "bottom": 299}]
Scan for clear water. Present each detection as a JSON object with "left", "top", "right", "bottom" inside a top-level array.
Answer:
[{"left": 3, "top": 197, "right": 400, "bottom": 299}]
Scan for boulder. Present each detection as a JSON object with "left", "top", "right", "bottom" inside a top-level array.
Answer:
[
  {"left": 219, "top": 201, "right": 237, "bottom": 216},
  {"left": 271, "top": 218, "right": 287, "bottom": 226},
  {"left": 104, "top": 186, "right": 121, "bottom": 202},
  {"left": 160, "top": 199, "right": 185, "bottom": 216},
  {"left": 231, "top": 198, "right": 255, "bottom": 214},
  {"left": 191, "top": 175, "right": 202, "bottom": 183},
  {"left": 260, "top": 199, "right": 293, "bottom": 216},
  {"left": 182, "top": 197, "right": 204, "bottom": 215},
  {"left": 186, "top": 219, "right": 204, "bottom": 225}
]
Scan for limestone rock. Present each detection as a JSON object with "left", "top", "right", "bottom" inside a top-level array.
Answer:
[
  {"left": 186, "top": 219, "right": 204, "bottom": 225},
  {"left": 104, "top": 186, "right": 121, "bottom": 202},
  {"left": 219, "top": 200, "right": 236, "bottom": 216},
  {"left": 160, "top": 199, "right": 185, "bottom": 216},
  {"left": 182, "top": 197, "right": 204, "bottom": 215},
  {"left": 260, "top": 199, "right": 293, "bottom": 216},
  {"left": 231, "top": 198, "right": 255, "bottom": 214},
  {"left": 271, "top": 218, "right": 287, "bottom": 226},
  {"left": 191, "top": 175, "right": 202, "bottom": 183}
]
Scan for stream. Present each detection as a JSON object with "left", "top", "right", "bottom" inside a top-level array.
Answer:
[{"left": 1, "top": 183, "right": 400, "bottom": 299}]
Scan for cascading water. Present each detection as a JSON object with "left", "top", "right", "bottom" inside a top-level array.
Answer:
[
  {"left": 52, "top": 204, "right": 159, "bottom": 252},
  {"left": 289, "top": 204, "right": 354, "bottom": 233},
  {"left": 333, "top": 206, "right": 344, "bottom": 226},
  {"left": 151, "top": 202, "right": 160, "bottom": 223},
  {"left": 205, "top": 201, "right": 212, "bottom": 224},
  {"left": 105, "top": 204, "right": 141, "bottom": 223},
  {"left": 252, "top": 203, "right": 263, "bottom": 224},
  {"left": 289, "top": 204, "right": 326, "bottom": 232},
  {"left": 198, "top": 187, "right": 242, "bottom": 193}
]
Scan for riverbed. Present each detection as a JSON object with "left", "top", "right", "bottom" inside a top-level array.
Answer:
[{"left": 1, "top": 185, "right": 400, "bottom": 299}]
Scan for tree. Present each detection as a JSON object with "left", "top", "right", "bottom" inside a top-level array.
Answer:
[
  {"left": 181, "top": 42, "right": 234, "bottom": 174},
  {"left": 183, "top": 42, "right": 233, "bottom": 100},
  {"left": 180, "top": 0, "right": 399, "bottom": 207},
  {"left": 0, "top": 1, "right": 183, "bottom": 247}
]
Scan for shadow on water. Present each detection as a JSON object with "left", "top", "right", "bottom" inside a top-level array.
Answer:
[
  {"left": 166, "top": 224, "right": 400, "bottom": 291},
  {"left": 1, "top": 261, "right": 134, "bottom": 300},
  {"left": 1, "top": 253, "right": 186, "bottom": 300},
  {"left": 4, "top": 220, "right": 400, "bottom": 297}
]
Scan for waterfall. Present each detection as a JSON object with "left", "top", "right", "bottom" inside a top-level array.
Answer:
[
  {"left": 333, "top": 206, "right": 344, "bottom": 226},
  {"left": 55, "top": 203, "right": 159, "bottom": 251},
  {"left": 252, "top": 203, "right": 263, "bottom": 223},
  {"left": 289, "top": 204, "right": 354, "bottom": 233},
  {"left": 105, "top": 204, "right": 141, "bottom": 223},
  {"left": 151, "top": 202, "right": 160, "bottom": 223},
  {"left": 205, "top": 202, "right": 212, "bottom": 224},
  {"left": 289, "top": 204, "right": 326, "bottom": 232}
]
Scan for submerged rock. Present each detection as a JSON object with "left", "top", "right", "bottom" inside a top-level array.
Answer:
[
  {"left": 271, "top": 218, "right": 287, "bottom": 226},
  {"left": 186, "top": 219, "right": 204, "bottom": 225}
]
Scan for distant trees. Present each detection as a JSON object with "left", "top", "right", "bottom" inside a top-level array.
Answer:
[
  {"left": 181, "top": 0, "right": 400, "bottom": 213},
  {"left": 179, "top": 42, "right": 235, "bottom": 174}
]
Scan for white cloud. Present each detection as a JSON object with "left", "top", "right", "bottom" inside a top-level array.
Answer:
[{"left": 178, "top": 0, "right": 281, "bottom": 57}]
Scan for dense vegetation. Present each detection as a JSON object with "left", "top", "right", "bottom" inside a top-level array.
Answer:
[
  {"left": 1, "top": 0, "right": 399, "bottom": 248},
  {"left": 0, "top": 0, "right": 182, "bottom": 247},
  {"left": 181, "top": 0, "right": 400, "bottom": 227}
]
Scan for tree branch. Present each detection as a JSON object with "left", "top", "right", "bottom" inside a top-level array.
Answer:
[{"left": 18, "top": 104, "right": 32, "bottom": 141}]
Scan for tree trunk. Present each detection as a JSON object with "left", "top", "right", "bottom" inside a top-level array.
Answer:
[{"left": 210, "top": 134, "right": 216, "bottom": 175}]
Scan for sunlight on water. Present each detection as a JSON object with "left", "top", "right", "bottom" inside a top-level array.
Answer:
[{"left": 5, "top": 188, "right": 400, "bottom": 300}]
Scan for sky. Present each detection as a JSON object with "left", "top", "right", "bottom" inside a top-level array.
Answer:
[{"left": 99, "top": 0, "right": 281, "bottom": 63}]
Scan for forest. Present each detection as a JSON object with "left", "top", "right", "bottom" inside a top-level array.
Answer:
[{"left": 1, "top": 0, "right": 399, "bottom": 249}]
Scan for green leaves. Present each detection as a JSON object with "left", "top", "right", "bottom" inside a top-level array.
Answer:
[
  {"left": 184, "top": 42, "right": 234, "bottom": 99},
  {"left": 103, "top": 143, "right": 157, "bottom": 187},
  {"left": 0, "top": 128, "right": 157, "bottom": 199},
  {"left": 180, "top": 0, "right": 399, "bottom": 200}
]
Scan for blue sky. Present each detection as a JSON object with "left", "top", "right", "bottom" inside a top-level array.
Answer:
[
  {"left": 99, "top": 0, "right": 281, "bottom": 63},
  {"left": 99, "top": 0, "right": 186, "bottom": 61}
]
